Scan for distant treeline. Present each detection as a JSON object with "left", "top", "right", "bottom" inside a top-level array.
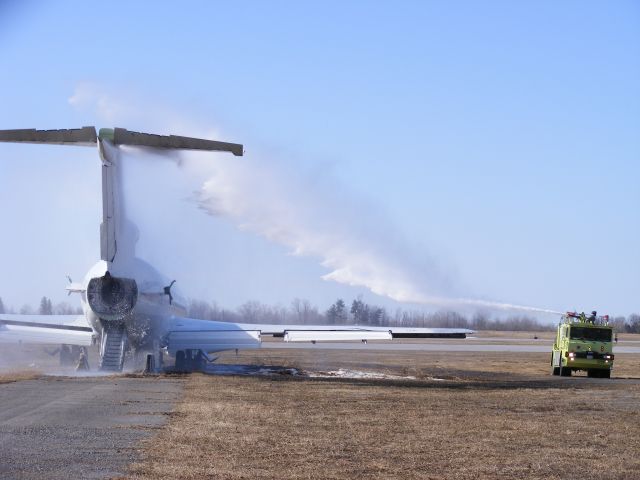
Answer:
[
  {"left": 188, "top": 297, "right": 640, "bottom": 333},
  {"left": 0, "top": 296, "right": 83, "bottom": 316},
  {"left": 3, "top": 295, "right": 638, "bottom": 333}
]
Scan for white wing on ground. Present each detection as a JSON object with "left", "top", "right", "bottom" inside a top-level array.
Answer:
[
  {"left": 230, "top": 321, "right": 473, "bottom": 340},
  {"left": 0, "top": 314, "right": 94, "bottom": 346},
  {"left": 167, "top": 316, "right": 473, "bottom": 354},
  {"left": 166, "top": 329, "right": 261, "bottom": 355}
]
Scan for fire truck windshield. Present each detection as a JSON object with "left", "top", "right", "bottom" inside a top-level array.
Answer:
[{"left": 569, "top": 327, "right": 612, "bottom": 342}]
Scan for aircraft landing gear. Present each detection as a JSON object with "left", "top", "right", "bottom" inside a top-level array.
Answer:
[
  {"left": 174, "top": 349, "right": 207, "bottom": 373},
  {"left": 175, "top": 350, "right": 186, "bottom": 372},
  {"left": 141, "top": 341, "right": 164, "bottom": 374}
]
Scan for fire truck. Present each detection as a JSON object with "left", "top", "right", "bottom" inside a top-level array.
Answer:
[{"left": 551, "top": 311, "right": 614, "bottom": 378}]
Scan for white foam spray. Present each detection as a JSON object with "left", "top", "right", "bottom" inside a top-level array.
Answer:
[
  {"left": 69, "top": 84, "right": 562, "bottom": 316},
  {"left": 191, "top": 155, "right": 562, "bottom": 315}
]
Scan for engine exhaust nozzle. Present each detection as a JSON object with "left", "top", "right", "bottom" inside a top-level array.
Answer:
[{"left": 87, "top": 271, "right": 138, "bottom": 321}]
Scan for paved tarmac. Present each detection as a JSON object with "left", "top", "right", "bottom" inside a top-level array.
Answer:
[
  {"left": 262, "top": 341, "right": 640, "bottom": 354},
  {"left": 0, "top": 376, "right": 183, "bottom": 480}
]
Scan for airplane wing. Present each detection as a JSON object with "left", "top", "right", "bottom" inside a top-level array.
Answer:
[
  {"left": 236, "top": 323, "right": 473, "bottom": 339},
  {"left": 166, "top": 316, "right": 473, "bottom": 354},
  {"left": 0, "top": 314, "right": 94, "bottom": 346}
]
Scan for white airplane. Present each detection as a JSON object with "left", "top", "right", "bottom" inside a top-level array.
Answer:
[{"left": 0, "top": 127, "right": 472, "bottom": 372}]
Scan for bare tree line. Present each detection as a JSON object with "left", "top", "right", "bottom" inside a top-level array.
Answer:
[
  {"left": 1, "top": 295, "right": 638, "bottom": 333},
  {"left": 0, "top": 296, "right": 83, "bottom": 315},
  {"left": 186, "top": 296, "right": 640, "bottom": 333}
]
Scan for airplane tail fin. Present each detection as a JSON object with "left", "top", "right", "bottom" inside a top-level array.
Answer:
[{"left": 0, "top": 126, "right": 243, "bottom": 267}]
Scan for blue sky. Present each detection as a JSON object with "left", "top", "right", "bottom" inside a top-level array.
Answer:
[{"left": 0, "top": 1, "right": 638, "bottom": 319}]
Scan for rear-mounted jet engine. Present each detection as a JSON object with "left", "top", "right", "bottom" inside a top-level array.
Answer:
[{"left": 87, "top": 271, "right": 138, "bottom": 321}]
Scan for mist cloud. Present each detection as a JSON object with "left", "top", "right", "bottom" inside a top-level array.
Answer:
[
  {"left": 68, "top": 83, "right": 562, "bottom": 315},
  {"left": 190, "top": 152, "right": 446, "bottom": 304}
]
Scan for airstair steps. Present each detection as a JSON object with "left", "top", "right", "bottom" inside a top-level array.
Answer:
[{"left": 99, "top": 323, "right": 127, "bottom": 371}]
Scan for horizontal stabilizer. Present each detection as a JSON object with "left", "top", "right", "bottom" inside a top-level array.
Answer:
[
  {"left": 106, "top": 128, "right": 244, "bottom": 156},
  {"left": 65, "top": 283, "right": 85, "bottom": 294},
  {"left": 0, "top": 127, "right": 97, "bottom": 146}
]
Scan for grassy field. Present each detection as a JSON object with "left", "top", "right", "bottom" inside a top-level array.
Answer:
[
  {"left": 216, "top": 343, "right": 640, "bottom": 379},
  {"left": 128, "top": 348, "right": 640, "bottom": 480},
  {"left": 0, "top": 370, "right": 41, "bottom": 384}
]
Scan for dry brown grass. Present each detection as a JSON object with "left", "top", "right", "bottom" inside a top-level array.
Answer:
[
  {"left": 129, "top": 349, "right": 640, "bottom": 480},
  {"left": 217, "top": 347, "right": 640, "bottom": 379},
  {"left": 0, "top": 370, "right": 41, "bottom": 384}
]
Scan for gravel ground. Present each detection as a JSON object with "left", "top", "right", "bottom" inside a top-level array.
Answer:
[{"left": 0, "top": 375, "right": 184, "bottom": 480}]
